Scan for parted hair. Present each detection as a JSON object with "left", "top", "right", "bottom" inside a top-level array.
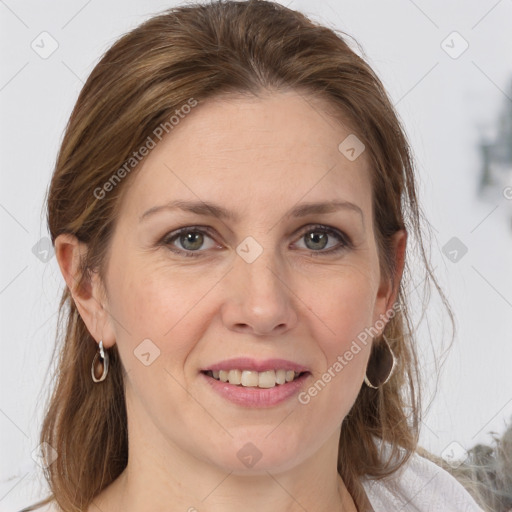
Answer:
[{"left": 26, "top": 1, "right": 455, "bottom": 510}]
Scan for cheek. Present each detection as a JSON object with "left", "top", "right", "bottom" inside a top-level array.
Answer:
[
  {"left": 106, "top": 255, "right": 220, "bottom": 371},
  {"left": 305, "top": 265, "right": 378, "bottom": 349},
  {"left": 296, "top": 268, "right": 376, "bottom": 413},
  {"left": 105, "top": 260, "right": 212, "bottom": 422}
]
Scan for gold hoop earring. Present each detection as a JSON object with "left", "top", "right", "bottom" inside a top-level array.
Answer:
[
  {"left": 91, "top": 340, "right": 109, "bottom": 383},
  {"left": 364, "top": 334, "right": 396, "bottom": 389}
]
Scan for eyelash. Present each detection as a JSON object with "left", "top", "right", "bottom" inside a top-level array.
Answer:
[{"left": 159, "top": 224, "right": 352, "bottom": 258}]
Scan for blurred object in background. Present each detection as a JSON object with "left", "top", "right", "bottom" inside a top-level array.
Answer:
[
  {"left": 421, "top": 417, "right": 512, "bottom": 512},
  {"left": 478, "top": 77, "right": 512, "bottom": 227}
]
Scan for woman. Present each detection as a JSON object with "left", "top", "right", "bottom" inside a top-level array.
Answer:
[{"left": 21, "top": 1, "right": 485, "bottom": 510}]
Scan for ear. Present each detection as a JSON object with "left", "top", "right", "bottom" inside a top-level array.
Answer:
[
  {"left": 54, "top": 233, "right": 116, "bottom": 348},
  {"left": 374, "top": 229, "right": 407, "bottom": 327}
]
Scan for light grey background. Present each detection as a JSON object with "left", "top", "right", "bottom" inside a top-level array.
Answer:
[{"left": 1, "top": 0, "right": 512, "bottom": 509}]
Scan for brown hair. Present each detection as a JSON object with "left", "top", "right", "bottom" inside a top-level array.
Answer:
[{"left": 27, "top": 1, "right": 455, "bottom": 510}]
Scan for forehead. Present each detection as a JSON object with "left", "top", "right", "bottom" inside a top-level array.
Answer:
[{"left": 119, "top": 90, "right": 372, "bottom": 221}]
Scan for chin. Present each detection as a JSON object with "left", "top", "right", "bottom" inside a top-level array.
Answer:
[{"left": 203, "top": 432, "right": 306, "bottom": 475}]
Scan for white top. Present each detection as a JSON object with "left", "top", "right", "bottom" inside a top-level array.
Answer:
[
  {"left": 23, "top": 452, "right": 484, "bottom": 512},
  {"left": 362, "top": 450, "right": 484, "bottom": 511}
]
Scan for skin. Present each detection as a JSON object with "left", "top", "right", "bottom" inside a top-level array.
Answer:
[{"left": 55, "top": 89, "right": 406, "bottom": 512}]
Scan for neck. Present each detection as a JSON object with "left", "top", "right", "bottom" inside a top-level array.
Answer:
[{"left": 91, "top": 403, "right": 358, "bottom": 512}]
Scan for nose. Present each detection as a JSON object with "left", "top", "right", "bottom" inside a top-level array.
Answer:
[{"left": 220, "top": 249, "right": 298, "bottom": 336}]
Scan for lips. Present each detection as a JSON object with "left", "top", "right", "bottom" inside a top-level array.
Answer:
[
  {"left": 201, "top": 370, "right": 310, "bottom": 407},
  {"left": 201, "top": 357, "right": 309, "bottom": 373},
  {"left": 200, "top": 357, "right": 310, "bottom": 390},
  {"left": 199, "top": 357, "right": 311, "bottom": 406}
]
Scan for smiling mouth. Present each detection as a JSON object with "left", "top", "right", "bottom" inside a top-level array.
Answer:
[{"left": 202, "top": 369, "right": 309, "bottom": 388}]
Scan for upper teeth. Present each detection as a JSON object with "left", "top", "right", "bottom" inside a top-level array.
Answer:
[{"left": 207, "top": 369, "right": 301, "bottom": 388}]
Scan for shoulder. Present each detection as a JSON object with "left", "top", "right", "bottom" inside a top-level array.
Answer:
[{"left": 361, "top": 449, "right": 484, "bottom": 512}]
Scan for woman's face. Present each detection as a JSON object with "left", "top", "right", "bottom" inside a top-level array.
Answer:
[{"left": 94, "top": 90, "right": 402, "bottom": 474}]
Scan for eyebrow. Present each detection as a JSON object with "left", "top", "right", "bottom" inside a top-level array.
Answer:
[{"left": 139, "top": 199, "right": 364, "bottom": 225}]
